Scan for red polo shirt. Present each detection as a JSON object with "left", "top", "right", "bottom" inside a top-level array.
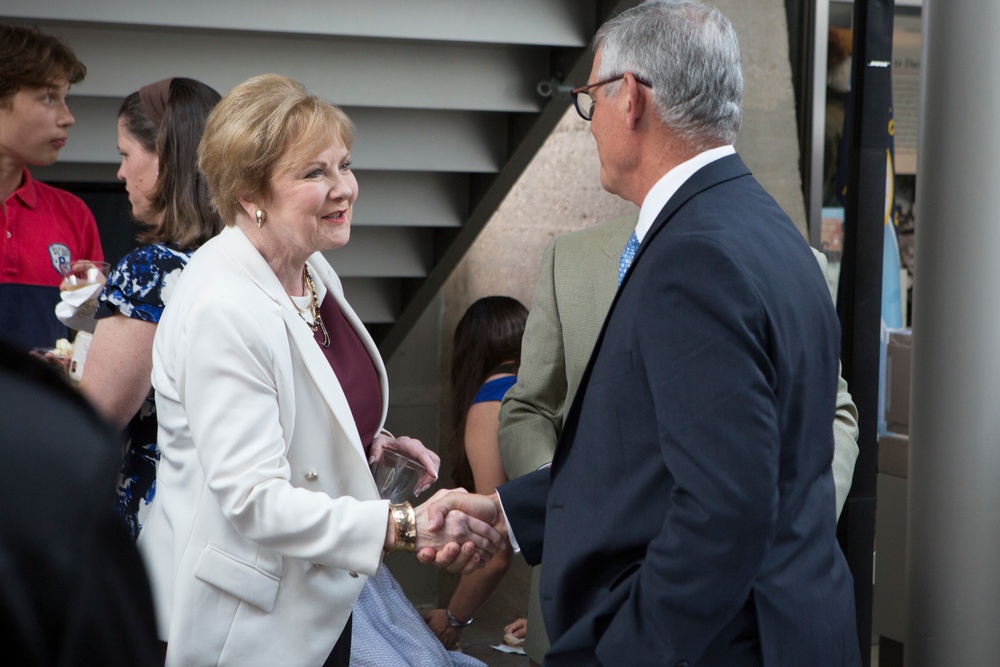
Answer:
[{"left": 0, "top": 168, "right": 103, "bottom": 349}]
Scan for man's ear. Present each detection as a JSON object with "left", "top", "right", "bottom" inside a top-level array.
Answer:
[{"left": 623, "top": 73, "right": 647, "bottom": 130}]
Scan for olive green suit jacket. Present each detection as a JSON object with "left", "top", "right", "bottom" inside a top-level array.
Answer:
[{"left": 499, "top": 215, "right": 635, "bottom": 479}]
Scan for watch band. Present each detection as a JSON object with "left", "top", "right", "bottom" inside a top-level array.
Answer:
[{"left": 446, "top": 608, "right": 473, "bottom": 627}]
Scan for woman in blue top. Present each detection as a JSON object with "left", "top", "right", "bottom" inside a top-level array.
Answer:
[
  {"left": 425, "top": 295, "right": 529, "bottom": 649},
  {"left": 78, "top": 78, "right": 222, "bottom": 538},
  {"left": 349, "top": 296, "right": 528, "bottom": 665}
]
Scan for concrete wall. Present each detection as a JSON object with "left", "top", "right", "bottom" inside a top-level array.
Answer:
[
  {"left": 385, "top": 0, "right": 806, "bottom": 618},
  {"left": 446, "top": 0, "right": 806, "bottom": 323}
]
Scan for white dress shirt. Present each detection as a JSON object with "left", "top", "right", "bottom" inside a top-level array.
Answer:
[{"left": 634, "top": 144, "right": 735, "bottom": 242}]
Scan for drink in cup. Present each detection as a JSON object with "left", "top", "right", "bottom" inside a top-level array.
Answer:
[
  {"left": 59, "top": 260, "right": 111, "bottom": 291},
  {"left": 371, "top": 450, "right": 424, "bottom": 503}
]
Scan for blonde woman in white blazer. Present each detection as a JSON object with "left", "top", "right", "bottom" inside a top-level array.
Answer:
[{"left": 139, "top": 74, "right": 504, "bottom": 667}]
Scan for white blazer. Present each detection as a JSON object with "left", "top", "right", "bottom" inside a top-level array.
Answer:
[{"left": 139, "top": 225, "right": 391, "bottom": 666}]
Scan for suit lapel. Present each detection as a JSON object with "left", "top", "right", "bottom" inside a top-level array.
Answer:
[
  {"left": 621, "top": 154, "right": 751, "bottom": 294},
  {"left": 279, "top": 296, "right": 371, "bottom": 464},
  {"left": 218, "top": 227, "right": 378, "bottom": 467},
  {"left": 309, "top": 254, "right": 391, "bottom": 433},
  {"left": 553, "top": 154, "right": 752, "bottom": 470}
]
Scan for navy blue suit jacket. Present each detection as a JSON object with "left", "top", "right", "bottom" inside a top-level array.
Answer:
[{"left": 498, "top": 154, "right": 860, "bottom": 666}]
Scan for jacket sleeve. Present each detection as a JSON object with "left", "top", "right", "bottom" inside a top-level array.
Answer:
[
  {"left": 498, "top": 237, "right": 567, "bottom": 479},
  {"left": 496, "top": 467, "right": 550, "bottom": 566},
  {"left": 811, "top": 248, "right": 859, "bottom": 518},
  {"left": 832, "top": 366, "right": 859, "bottom": 517}
]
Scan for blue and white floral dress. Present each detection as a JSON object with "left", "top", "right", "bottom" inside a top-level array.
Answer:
[{"left": 96, "top": 243, "right": 191, "bottom": 539}]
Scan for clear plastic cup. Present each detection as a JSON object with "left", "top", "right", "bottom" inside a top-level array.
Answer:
[
  {"left": 371, "top": 450, "right": 424, "bottom": 503},
  {"left": 59, "top": 260, "right": 111, "bottom": 291}
]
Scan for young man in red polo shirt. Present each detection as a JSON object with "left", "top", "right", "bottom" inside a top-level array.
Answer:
[{"left": 0, "top": 24, "right": 103, "bottom": 350}]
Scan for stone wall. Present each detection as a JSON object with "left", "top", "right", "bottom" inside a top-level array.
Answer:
[{"left": 445, "top": 0, "right": 806, "bottom": 331}]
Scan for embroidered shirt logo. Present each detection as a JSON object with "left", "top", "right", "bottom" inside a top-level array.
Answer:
[{"left": 49, "top": 243, "right": 71, "bottom": 275}]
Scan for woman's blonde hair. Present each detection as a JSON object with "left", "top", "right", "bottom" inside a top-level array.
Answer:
[{"left": 197, "top": 74, "right": 354, "bottom": 224}]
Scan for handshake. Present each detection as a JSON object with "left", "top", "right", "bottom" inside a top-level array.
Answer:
[
  {"left": 370, "top": 433, "right": 509, "bottom": 574},
  {"left": 410, "top": 489, "right": 508, "bottom": 574}
]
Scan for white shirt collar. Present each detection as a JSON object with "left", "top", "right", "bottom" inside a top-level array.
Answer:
[{"left": 634, "top": 145, "right": 736, "bottom": 242}]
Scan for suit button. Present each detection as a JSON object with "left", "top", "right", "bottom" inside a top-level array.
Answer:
[
  {"left": 348, "top": 571, "right": 359, "bottom": 578},
  {"left": 304, "top": 471, "right": 318, "bottom": 481}
]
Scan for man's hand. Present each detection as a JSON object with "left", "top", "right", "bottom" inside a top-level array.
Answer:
[
  {"left": 369, "top": 433, "right": 440, "bottom": 496},
  {"left": 413, "top": 490, "right": 507, "bottom": 573},
  {"left": 423, "top": 608, "right": 463, "bottom": 649}
]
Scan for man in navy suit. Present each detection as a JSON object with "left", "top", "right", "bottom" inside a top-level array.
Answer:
[{"left": 423, "top": 1, "right": 861, "bottom": 664}]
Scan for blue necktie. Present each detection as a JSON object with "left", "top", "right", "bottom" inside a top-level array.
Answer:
[{"left": 618, "top": 231, "right": 640, "bottom": 287}]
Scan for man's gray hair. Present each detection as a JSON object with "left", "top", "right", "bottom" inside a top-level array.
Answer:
[{"left": 594, "top": 0, "right": 743, "bottom": 148}]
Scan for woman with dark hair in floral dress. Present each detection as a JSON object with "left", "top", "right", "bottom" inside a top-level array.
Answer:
[{"left": 76, "top": 77, "right": 222, "bottom": 537}]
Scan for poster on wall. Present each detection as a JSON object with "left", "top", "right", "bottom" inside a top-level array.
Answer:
[
  {"left": 823, "top": 3, "right": 919, "bottom": 323},
  {"left": 892, "top": 13, "right": 921, "bottom": 176},
  {"left": 891, "top": 12, "right": 920, "bottom": 313}
]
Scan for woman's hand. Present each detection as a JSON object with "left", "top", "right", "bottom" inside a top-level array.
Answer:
[
  {"left": 369, "top": 433, "right": 440, "bottom": 495},
  {"left": 29, "top": 348, "right": 71, "bottom": 371},
  {"left": 504, "top": 617, "right": 527, "bottom": 641},
  {"left": 423, "top": 608, "right": 463, "bottom": 650}
]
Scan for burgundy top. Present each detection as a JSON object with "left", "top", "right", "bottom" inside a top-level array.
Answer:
[{"left": 314, "top": 294, "right": 382, "bottom": 449}]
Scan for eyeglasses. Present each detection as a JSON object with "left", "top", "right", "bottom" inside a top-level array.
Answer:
[{"left": 570, "top": 74, "right": 652, "bottom": 121}]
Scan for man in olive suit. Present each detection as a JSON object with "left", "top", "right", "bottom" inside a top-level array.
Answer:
[{"left": 497, "top": 214, "right": 633, "bottom": 664}]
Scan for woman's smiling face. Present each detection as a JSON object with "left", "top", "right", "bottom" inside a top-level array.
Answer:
[{"left": 265, "top": 139, "right": 358, "bottom": 256}]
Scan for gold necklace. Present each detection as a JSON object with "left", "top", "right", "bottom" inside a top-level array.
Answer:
[
  {"left": 288, "top": 266, "right": 330, "bottom": 348},
  {"left": 287, "top": 291, "right": 309, "bottom": 315}
]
